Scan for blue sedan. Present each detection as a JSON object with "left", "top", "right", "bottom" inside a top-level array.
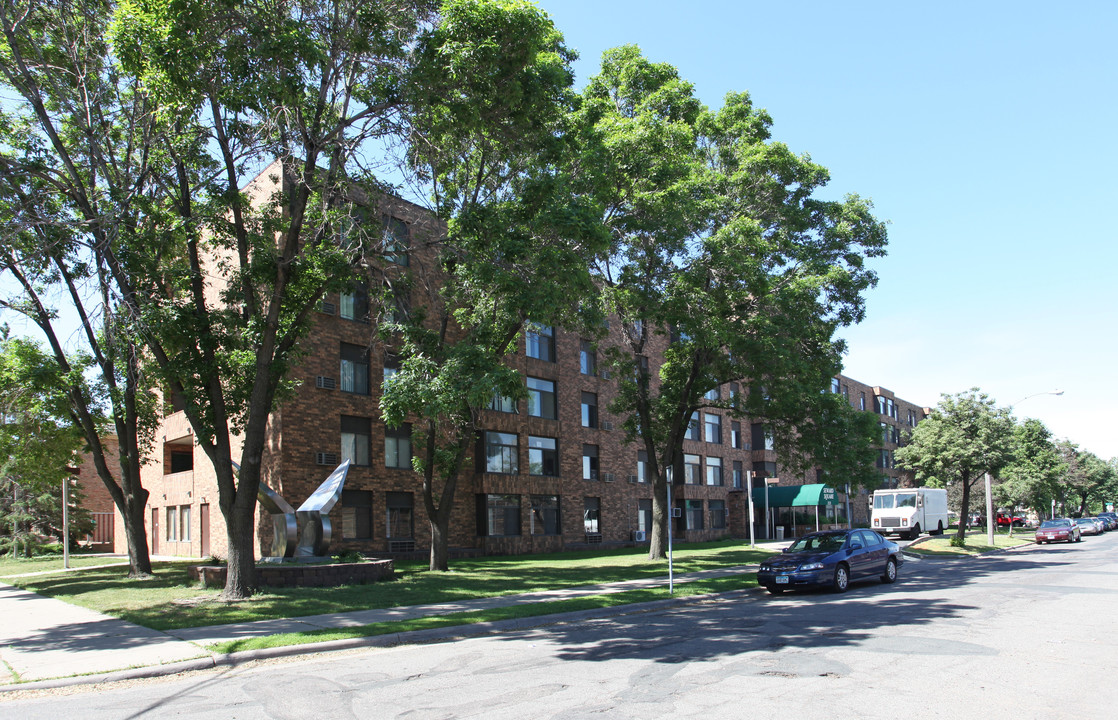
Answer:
[{"left": 757, "top": 529, "right": 903, "bottom": 595}]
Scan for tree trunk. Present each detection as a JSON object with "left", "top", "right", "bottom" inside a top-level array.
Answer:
[
  {"left": 429, "top": 519, "right": 449, "bottom": 571},
  {"left": 222, "top": 505, "right": 258, "bottom": 599},
  {"left": 122, "top": 490, "right": 153, "bottom": 577},
  {"left": 955, "top": 475, "right": 971, "bottom": 544},
  {"left": 648, "top": 479, "right": 667, "bottom": 560}
]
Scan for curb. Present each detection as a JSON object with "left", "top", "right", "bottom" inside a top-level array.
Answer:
[{"left": 0, "top": 585, "right": 758, "bottom": 693}]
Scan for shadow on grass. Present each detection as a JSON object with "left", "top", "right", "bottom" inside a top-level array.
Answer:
[{"left": 9, "top": 540, "right": 774, "bottom": 631}]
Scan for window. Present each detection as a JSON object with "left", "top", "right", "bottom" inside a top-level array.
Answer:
[
  {"left": 342, "top": 490, "right": 373, "bottom": 540},
  {"left": 705, "top": 385, "right": 720, "bottom": 401},
  {"left": 685, "top": 500, "right": 704, "bottom": 530},
  {"left": 732, "top": 460, "right": 743, "bottom": 489},
  {"left": 166, "top": 507, "right": 178, "bottom": 541},
  {"left": 880, "top": 421, "right": 891, "bottom": 445},
  {"left": 383, "top": 215, "right": 409, "bottom": 266},
  {"left": 526, "top": 323, "right": 555, "bottom": 362},
  {"left": 488, "top": 391, "right": 517, "bottom": 413},
  {"left": 385, "top": 423, "right": 411, "bottom": 469},
  {"left": 383, "top": 354, "right": 399, "bottom": 389},
  {"left": 579, "top": 340, "right": 596, "bottom": 376},
  {"left": 341, "top": 416, "right": 371, "bottom": 466},
  {"left": 731, "top": 421, "right": 742, "bottom": 449},
  {"left": 684, "top": 454, "right": 701, "bottom": 484},
  {"left": 340, "top": 343, "right": 369, "bottom": 395},
  {"left": 528, "top": 436, "right": 559, "bottom": 476},
  {"left": 859, "top": 392, "right": 866, "bottom": 411},
  {"left": 530, "top": 495, "right": 560, "bottom": 535},
  {"left": 583, "top": 444, "right": 599, "bottom": 481},
  {"left": 709, "top": 499, "right": 727, "bottom": 529},
  {"left": 339, "top": 285, "right": 369, "bottom": 322},
  {"left": 706, "top": 456, "right": 723, "bottom": 486},
  {"left": 484, "top": 431, "right": 518, "bottom": 474},
  {"left": 581, "top": 392, "right": 598, "bottom": 429},
  {"left": 637, "top": 499, "right": 653, "bottom": 533},
  {"left": 831, "top": 377, "right": 840, "bottom": 393},
  {"left": 180, "top": 506, "right": 191, "bottom": 542},
  {"left": 686, "top": 411, "right": 701, "bottom": 441},
  {"left": 477, "top": 494, "right": 521, "bottom": 536},
  {"left": 842, "top": 384, "right": 849, "bottom": 401},
  {"left": 169, "top": 449, "right": 193, "bottom": 474},
  {"left": 704, "top": 413, "right": 722, "bottom": 444},
  {"left": 877, "top": 449, "right": 893, "bottom": 469},
  {"left": 383, "top": 286, "right": 410, "bottom": 324},
  {"left": 637, "top": 450, "right": 648, "bottom": 483},
  {"left": 386, "top": 492, "right": 413, "bottom": 539},
  {"left": 526, "top": 377, "right": 557, "bottom": 419},
  {"left": 751, "top": 423, "right": 774, "bottom": 451},
  {"left": 729, "top": 382, "right": 741, "bottom": 409},
  {"left": 583, "top": 497, "right": 600, "bottom": 534}
]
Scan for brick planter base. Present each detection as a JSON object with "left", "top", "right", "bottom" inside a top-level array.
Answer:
[{"left": 190, "top": 558, "right": 395, "bottom": 589}]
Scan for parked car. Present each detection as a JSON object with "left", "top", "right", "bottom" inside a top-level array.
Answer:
[
  {"left": 1077, "top": 517, "right": 1103, "bottom": 536},
  {"left": 996, "top": 512, "right": 1027, "bottom": 527},
  {"left": 1035, "top": 518, "right": 1081, "bottom": 544},
  {"left": 1096, "top": 513, "right": 1118, "bottom": 531},
  {"left": 757, "top": 529, "right": 903, "bottom": 595}
]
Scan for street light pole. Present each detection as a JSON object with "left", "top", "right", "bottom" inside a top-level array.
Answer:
[{"left": 746, "top": 471, "right": 755, "bottom": 547}]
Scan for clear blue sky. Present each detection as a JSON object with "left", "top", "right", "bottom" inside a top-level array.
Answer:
[{"left": 543, "top": 0, "right": 1118, "bottom": 460}]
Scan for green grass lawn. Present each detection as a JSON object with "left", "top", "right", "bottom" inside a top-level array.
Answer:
[
  {"left": 905, "top": 529, "right": 1035, "bottom": 556},
  {"left": 0, "top": 554, "right": 129, "bottom": 578},
  {"left": 7, "top": 540, "right": 773, "bottom": 632}
]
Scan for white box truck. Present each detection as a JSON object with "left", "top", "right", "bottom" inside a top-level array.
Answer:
[{"left": 871, "top": 487, "right": 949, "bottom": 540}]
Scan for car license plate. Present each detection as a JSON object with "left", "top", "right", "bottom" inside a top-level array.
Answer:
[{"left": 775, "top": 576, "right": 789, "bottom": 584}]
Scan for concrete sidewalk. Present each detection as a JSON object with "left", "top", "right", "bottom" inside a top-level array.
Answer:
[
  {"left": 0, "top": 582, "right": 208, "bottom": 684},
  {"left": 0, "top": 546, "right": 788, "bottom": 690}
]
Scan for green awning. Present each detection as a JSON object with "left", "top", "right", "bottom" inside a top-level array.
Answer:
[{"left": 750, "top": 483, "right": 841, "bottom": 507}]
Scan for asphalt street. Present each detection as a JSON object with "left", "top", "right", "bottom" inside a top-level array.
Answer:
[{"left": 2, "top": 534, "right": 1115, "bottom": 718}]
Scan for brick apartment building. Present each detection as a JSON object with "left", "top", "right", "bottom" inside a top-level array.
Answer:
[{"left": 121, "top": 171, "right": 929, "bottom": 560}]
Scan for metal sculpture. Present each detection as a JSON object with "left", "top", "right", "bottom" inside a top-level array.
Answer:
[
  {"left": 235, "top": 459, "right": 352, "bottom": 559},
  {"left": 294, "top": 460, "right": 351, "bottom": 557}
]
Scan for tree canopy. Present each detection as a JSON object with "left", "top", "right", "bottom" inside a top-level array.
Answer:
[{"left": 576, "top": 46, "right": 888, "bottom": 557}]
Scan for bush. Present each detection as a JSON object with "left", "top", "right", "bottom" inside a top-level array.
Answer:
[
  {"left": 333, "top": 550, "right": 365, "bottom": 564},
  {"left": 950, "top": 535, "right": 968, "bottom": 549}
]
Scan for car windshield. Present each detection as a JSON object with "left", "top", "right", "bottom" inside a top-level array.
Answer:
[
  {"left": 1039, "top": 520, "right": 1069, "bottom": 528},
  {"left": 787, "top": 534, "right": 847, "bottom": 553},
  {"left": 873, "top": 494, "right": 894, "bottom": 509},
  {"left": 894, "top": 492, "right": 917, "bottom": 508}
]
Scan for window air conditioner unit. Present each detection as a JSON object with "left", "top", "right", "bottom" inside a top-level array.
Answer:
[
  {"left": 600, "top": 369, "right": 610, "bottom": 379},
  {"left": 320, "top": 301, "right": 336, "bottom": 315},
  {"left": 627, "top": 474, "right": 638, "bottom": 484},
  {"left": 632, "top": 530, "right": 647, "bottom": 542},
  {"left": 316, "top": 452, "right": 338, "bottom": 466},
  {"left": 603, "top": 473, "right": 615, "bottom": 482},
  {"left": 315, "top": 376, "right": 336, "bottom": 390},
  {"left": 601, "top": 421, "right": 613, "bottom": 431}
]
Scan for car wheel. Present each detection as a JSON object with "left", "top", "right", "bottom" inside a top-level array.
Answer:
[
  {"left": 908, "top": 523, "right": 920, "bottom": 540},
  {"left": 881, "top": 557, "right": 898, "bottom": 584},
  {"left": 767, "top": 586, "right": 784, "bottom": 595},
  {"left": 934, "top": 521, "right": 944, "bottom": 536},
  {"left": 832, "top": 564, "right": 849, "bottom": 593},
  {"left": 1075, "top": 534, "right": 1081, "bottom": 542}
]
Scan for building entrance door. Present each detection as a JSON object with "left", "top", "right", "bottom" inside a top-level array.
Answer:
[
  {"left": 199, "top": 504, "right": 210, "bottom": 558},
  {"left": 151, "top": 508, "right": 159, "bottom": 555}
]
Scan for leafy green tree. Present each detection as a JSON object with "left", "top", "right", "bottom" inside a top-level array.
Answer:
[
  {"left": 0, "top": 0, "right": 159, "bottom": 576},
  {"left": 575, "top": 46, "right": 887, "bottom": 559},
  {"left": 0, "top": 334, "right": 92, "bottom": 556},
  {"left": 114, "top": 0, "right": 442, "bottom": 598},
  {"left": 895, "top": 388, "right": 1015, "bottom": 543},
  {"left": 995, "top": 418, "right": 1065, "bottom": 522},
  {"left": 381, "top": 0, "right": 605, "bottom": 571},
  {"left": 1055, "top": 442, "right": 1113, "bottom": 517}
]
